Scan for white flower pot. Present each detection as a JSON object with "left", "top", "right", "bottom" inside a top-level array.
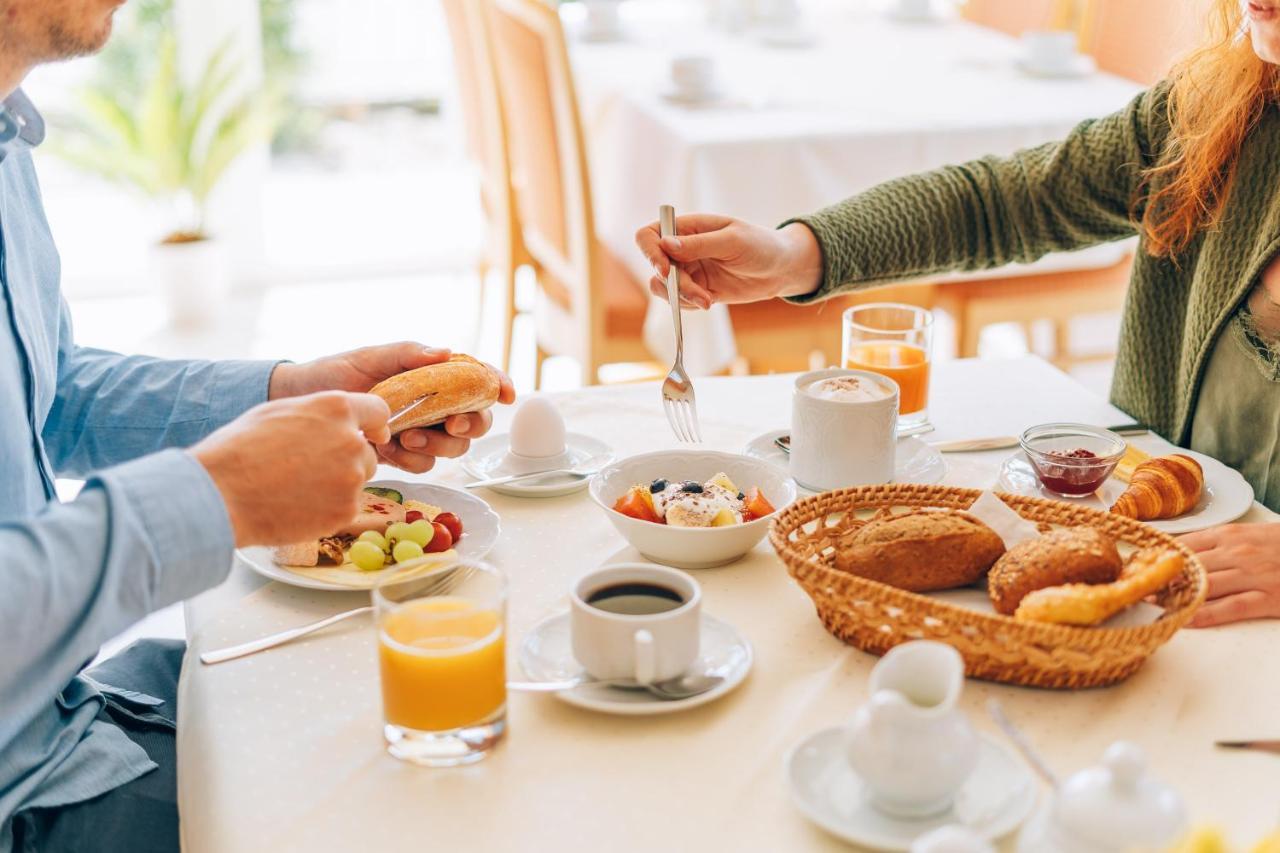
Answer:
[{"left": 149, "top": 238, "right": 230, "bottom": 328}]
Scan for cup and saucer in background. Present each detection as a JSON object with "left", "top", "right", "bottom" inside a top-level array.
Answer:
[
  {"left": 661, "top": 55, "right": 725, "bottom": 106},
  {"left": 886, "top": 0, "right": 946, "bottom": 25},
  {"left": 1016, "top": 29, "right": 1096, "bottom": 78},
  {"left": 577, "top": 0, "right": 626, "bottom": 42},
  {"left": 519, "top": 562, "right": 752, "bottom": 715}
]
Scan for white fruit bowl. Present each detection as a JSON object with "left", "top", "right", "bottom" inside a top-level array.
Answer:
[{"left": 589, "top": 450, "right": 797, "bottom": 569}]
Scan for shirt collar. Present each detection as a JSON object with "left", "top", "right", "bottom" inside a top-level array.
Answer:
[{"left": 0, "top": 89, "right": 46, "bottom": 163}]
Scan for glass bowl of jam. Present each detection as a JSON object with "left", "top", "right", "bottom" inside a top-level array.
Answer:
[{"left": 1019, "top": 423, "right": 1127, "bottom": 497}]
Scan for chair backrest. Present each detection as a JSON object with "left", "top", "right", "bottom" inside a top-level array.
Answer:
[
  {"left": 961, "top": 0, "right": 1061, "bottom": 37},
  {"left": 1080, "top": 0, "right": 1213, "bottom": 85},
  {"left": 486, "top": 0, "right": 600, "bottom": 336},
  {"left": 439, "top": 0, "right": 521, "bottom": 259}
]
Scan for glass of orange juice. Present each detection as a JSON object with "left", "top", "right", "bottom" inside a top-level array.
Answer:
[
  {"left": 374, "top": 561, "right": 507, "bottom": 766},
  {"left": 843, "top": 303, "right": 934, "bottom": 432}
]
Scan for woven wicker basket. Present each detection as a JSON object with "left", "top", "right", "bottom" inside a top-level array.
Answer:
[{"left": 769, "top": 483, "right": 1207, "bottom": 689}]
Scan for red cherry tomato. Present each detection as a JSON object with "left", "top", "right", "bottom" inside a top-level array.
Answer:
[
  {"left": 434, "top": 512, "right": 464, "bottom": 541},
  {"left": 405, "top": 510, "right": 424, "bottom": 523},
  {"left": 425, "top": 522, "right": 453, "bottom": 553}
]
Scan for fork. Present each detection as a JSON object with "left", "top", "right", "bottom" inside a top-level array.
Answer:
[{"left": 658, "top": 204, "right": 702, "bottom": 443}]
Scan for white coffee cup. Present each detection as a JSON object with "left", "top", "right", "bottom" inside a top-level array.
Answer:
[
  {"left": 570, "top": 563, "right": 701, "bottom": 684},
  {"left": 790, "top": 368, "right": 898, "bottom": 492},
  {"left": 583, "top": 0, "right": 622, "bottom": 39},
  {"left": 670, "top": 55, "right": 717, "bottom": 99},
  {"left": 1021, "top": 29, "right": 1078, "bottom": 74}
]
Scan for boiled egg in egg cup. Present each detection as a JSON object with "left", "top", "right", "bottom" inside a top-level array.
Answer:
[{"left": 462, "top": 395, "right": 614, "bottom": 497}]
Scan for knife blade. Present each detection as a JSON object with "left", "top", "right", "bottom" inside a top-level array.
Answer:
[
  {"left": 930, "top": 424, "right": 1150, "bottom": 454},
  {"left": 385, "top": 394, "right": 442, "bottom": 434},
  {"left": 1216, "top": 740, "right": 1280, "bottom": 755}
]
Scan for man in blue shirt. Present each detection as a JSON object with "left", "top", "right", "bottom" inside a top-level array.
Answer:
[{"left": 0, "top": 2, "right": 515, "bottom": 850}]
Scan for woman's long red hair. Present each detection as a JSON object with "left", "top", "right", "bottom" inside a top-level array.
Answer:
[{"left": 1141, "top": 0, "right": 1279, "bottom": 257}]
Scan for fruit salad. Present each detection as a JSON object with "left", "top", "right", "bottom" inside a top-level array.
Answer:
[{"left": 612, "top": 472, "right": 776, "bottom": 527}]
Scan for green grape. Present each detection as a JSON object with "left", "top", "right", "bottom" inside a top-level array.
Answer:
[
  {"left": 402, "top": 519, "right": 435, "bottom": 547},
  {"left": 357, "top": 530, "right": 388, "bottom": 552},
  {"left": 385, "top": 521, "right": 412, "bottom": 544},
  {"left": 392, "top": 540, "right": 425, "bottom": 564},
  {"left": 349, "top": 541, "right": 386, "bottom": 572}
]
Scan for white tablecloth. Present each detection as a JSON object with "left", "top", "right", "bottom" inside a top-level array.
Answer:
[
  {"left": 178, "top": 356, "right": 1280, "bottom": 852},
  {"left": 567, "top": 1, "right": 1145, "bottom": 372}
]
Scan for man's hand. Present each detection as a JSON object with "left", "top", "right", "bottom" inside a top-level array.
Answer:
[
  {"left": 1181, "top": 524, "right": 1280, "bottom": 627},
  {"left": 635, "top": 214, "right": 824, "bottom": 308},
  {"left": 192, "top": 393, "right": 390, "bottom": 547},
  {"left": 268, "top": 342, "right": 516, "bottom": 474}
]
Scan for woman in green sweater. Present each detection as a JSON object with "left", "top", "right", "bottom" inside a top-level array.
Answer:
[{"left": 637, "top": 0, "right": 1280, "bottom": 628}]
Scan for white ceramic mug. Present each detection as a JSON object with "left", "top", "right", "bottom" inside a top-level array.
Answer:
[
  {"left": 570, "top": 563, "right": 701, "bottom": 684},
  {"left": 790, "top": 368, "right": 898, "bottom": 492},
  {"left": 670, "top": 55, "right": 717, "bottom": 98},
  {"left": 1021, "top": 29, "right": 1078, "bottom": 74}
]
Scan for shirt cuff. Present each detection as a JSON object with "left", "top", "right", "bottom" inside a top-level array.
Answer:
[
  {"left": 206, "top": 360, "right": 281, "bottom": 430},
  {"left": 92, "top": 449, "right": 235, "bottom": 607}
]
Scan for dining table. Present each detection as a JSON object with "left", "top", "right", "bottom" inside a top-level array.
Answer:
[
  {"left": 564, "top": 0, "right": 1146, "bottom": 373},
  {"left": 177, "top": 355, "right": 1280, "bottom": 852}
]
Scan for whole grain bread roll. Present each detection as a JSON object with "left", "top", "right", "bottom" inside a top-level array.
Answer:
[
  {"left": 834, "top": 510, "right": 1006, "bottom": 592},
  {"left": 988, "top": 527, "right": 1122, "bottom": 615},
  {"left": 369, "top": 354, "right": 501, "bottom": 433}
]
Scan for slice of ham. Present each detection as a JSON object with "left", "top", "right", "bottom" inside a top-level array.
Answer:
[
  {"left": 335, "top": 492, "right": 407, "bottom": 536},
  {"left": 272, "top": 540, "right": 320, "bottom": 567}
]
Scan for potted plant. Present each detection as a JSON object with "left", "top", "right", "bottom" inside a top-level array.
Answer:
[{"left": 54, "top": 34, "right": 273, "bottom": 327}]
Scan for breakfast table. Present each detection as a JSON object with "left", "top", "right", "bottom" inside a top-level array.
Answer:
[
  {"left": 177, "top": 355, "right": 1280, "bottom": 852},
  {"left": 564, "top": 0, "right": 1146, "bottom": 371}
]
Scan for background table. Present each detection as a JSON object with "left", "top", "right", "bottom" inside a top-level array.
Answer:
[
  {"left": 567, "top": 1, "right": 1144, "bottom": 371},
  {"left": 178, "top": 357, "right": 1280, "bottom": 852}
]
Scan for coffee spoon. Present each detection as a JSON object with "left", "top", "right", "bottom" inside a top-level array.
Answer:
[{"left": 508, "top": 672, "right": 724, "bottom": 701}]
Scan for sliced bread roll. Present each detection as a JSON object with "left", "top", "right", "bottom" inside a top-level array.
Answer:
[{"left": 370, "top": 354, "right": 501, "bottom": 434}]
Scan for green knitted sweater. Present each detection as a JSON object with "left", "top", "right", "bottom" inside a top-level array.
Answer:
[{"left": 786, "top": 83, "right": 1280, "bottom": 446}]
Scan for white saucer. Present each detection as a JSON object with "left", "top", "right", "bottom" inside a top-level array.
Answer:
[
  {"left": 660, "top": 86, "right": 726, "bottom": 106},
  {"left": 1015, "top": 54, "right": 1096, "bottom": 79},
  {"left": 786, "top": 728, "right": 1037, "bottom": 851},
  {"left": 743, "top": 429, "right": 947, "bottom": 493},
  {"left": 995, "top": 448, "right": 1254, "bottom": 534},
  {"left": 463, "top": 432, "right": 614, "bottom": 497},
  {"left": 518, "top": 611, "right": 752, "bottom": 716}
]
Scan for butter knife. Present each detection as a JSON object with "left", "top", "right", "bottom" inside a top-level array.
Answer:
[
  {"left": 1216, "top": 740, "right": 1280, "bottom": 755},
  {"left": 385, "top": 394, "right": 442, "bottom": 434},
  {"left": 930, "top": 424, "right": 1150, "bottom": 454}
]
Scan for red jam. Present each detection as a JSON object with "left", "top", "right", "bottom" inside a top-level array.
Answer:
[{"left": 1032, "top": 448, "right": 1111, "bottom": 496}]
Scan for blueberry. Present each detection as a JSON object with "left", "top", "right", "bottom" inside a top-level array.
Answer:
[
  {"left": 680, "top": 482, "right": 704, "bottom": 494},
  {"left": 649, "top": 479, "right": 668, "bottom": 493},
  {"left": 737, "top": 491, "right": 745, "bottom": 500}
]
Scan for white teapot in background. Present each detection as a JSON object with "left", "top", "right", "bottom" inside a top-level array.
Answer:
[
  {"left": 1017, "top": 741, "right": 1188, "bottom": 853},
  {"left": 845, "top": 641, "right": 981, "bottom": 818}
]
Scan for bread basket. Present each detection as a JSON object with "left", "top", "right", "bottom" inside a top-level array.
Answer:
[{"left": 769, "top": 483, "right": 1208, "bottom": 689}]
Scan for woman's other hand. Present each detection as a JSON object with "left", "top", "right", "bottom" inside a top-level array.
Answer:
[{"left": 1181, "top": 523, "right": 1280, "bottom": 627}]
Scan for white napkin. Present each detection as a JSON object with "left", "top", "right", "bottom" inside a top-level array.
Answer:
[{"left": 963, "top": 491, "right": 1041, "bottom": 548}]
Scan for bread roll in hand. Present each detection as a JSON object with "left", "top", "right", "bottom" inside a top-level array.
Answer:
[{"left": 369, "top": 354, "right": 501, "bottom": 434}]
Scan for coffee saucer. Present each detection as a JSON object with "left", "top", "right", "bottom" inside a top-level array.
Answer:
[
  {"left": 786, "top": 728, "right": 1037, "bottom": 851},
  {"left": 660, "top": 86, "right": 726, "bottom": 106},
  {"left": 743, "top": 429, "right": 947, "bottom": 492},
  {"left": 463, "top": 433, "right": 614, "bottom": 497},
  {"left": 518, "top": 611, "right": 751, "bottom": 716},
  {"left": 1015, "top": 54, "right": 1096, "bottom": 79}
]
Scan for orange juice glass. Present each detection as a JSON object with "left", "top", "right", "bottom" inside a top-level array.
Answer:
[
  {"left": 374, "top": 562, "right": 507, "bottom": 766},
  {"left": 843, "top": 303, "right": 934, "bottom": 431}
]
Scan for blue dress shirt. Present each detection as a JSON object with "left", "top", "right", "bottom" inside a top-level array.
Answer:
[{"left": 0, "top": 90, "right": 277, "bottom": 847}]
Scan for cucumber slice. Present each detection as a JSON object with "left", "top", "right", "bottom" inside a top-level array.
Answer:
[{"left": 363, "top": 486, "right": 404, "bottom": 504}]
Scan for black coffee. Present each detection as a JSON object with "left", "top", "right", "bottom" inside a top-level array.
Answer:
[{"left": 586, "top": 582, "right": 684, "bottom": 615}]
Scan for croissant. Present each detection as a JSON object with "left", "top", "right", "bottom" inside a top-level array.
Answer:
[{"left": 1109, "top": 454, "right": 1203, "bottom": 520}]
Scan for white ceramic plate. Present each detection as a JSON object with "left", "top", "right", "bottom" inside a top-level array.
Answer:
[
  {"left": 786, "top": 728, "right": 1037, "bottom": 851},
  {"left": 518, "top": 611, "right": 751, "bottom": 716},
  {"left": 1015, "top": 54, "right": 1096, "bottom": 79},
  {"left": 743, "top": 430, "right": 947, "bottom": 493},
  {"left": 589, "top": 449, "right": 797, "bottom": 569},
  {"left": 463, "top": 432, "right": 615, "bottom": 498},
  {"left": 237, "top": 481, "right": 501, "bottom": 591},
  {"left": 995, "top": 448, "right": 1254, "bottom": 534}
]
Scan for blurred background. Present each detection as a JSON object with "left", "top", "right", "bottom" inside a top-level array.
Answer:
[{"left": 25, "top": 0, "right": 1208, "bottom": 409}]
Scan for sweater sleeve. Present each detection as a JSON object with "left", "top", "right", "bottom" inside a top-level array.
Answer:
[{"left": 784, "top": 84, "right": 1171, "bottom": 304}]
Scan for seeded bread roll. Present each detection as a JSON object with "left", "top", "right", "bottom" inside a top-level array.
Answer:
[
  {"left": 988, "top": 527, "right": 1122, "bottom": 615},
  {"left": 369, "top": 354, "right": 501, "bottom": 434},
  {"left": 834, "top": 510, "right": 1006, "bottom": 592}
]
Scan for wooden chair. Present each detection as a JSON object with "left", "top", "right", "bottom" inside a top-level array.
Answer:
[
  {"left": 485, "top": 0, "right": 654, "bottom": 387},
  {"left": 440, "top": 0, "right": 529, "bottom": 374},
  {"left": 1080, "top": 0, "right": 1212, "bottom": 85}
]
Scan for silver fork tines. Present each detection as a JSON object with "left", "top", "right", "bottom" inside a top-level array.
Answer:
[{"left": 658, "top": 204, "right": 702, "bottom": 443}]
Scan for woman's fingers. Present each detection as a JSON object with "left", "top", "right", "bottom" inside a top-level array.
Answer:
[
  {"left": 1188, "top": 590, "right": 1274, "bottom": 628},
  {"left": 648, "top": 275, "right": 712, "bottom": 309},
  {"left": 1179, "top": 527, "right": 1221, "bottom": 552},
  {"left": 1204, "top": 568, "right": 1257, "bottom": 600}
]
